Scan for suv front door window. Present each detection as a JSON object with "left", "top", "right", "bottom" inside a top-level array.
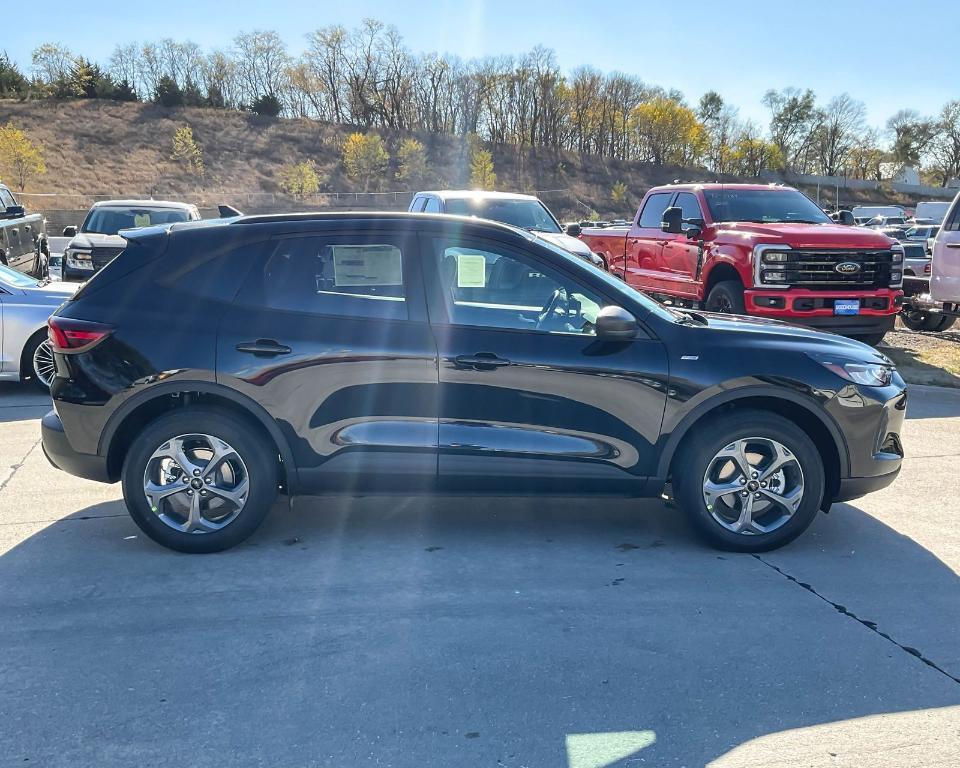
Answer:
[{"left": 422, "top": 234, "right": 668, "bottom": 494}]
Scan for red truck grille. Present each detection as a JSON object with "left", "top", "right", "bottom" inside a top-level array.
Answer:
[{"left": 761, "top": 249, "right": 899, "bottom": 289}]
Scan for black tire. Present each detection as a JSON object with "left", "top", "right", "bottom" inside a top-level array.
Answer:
[
  {"left": 121, "top": 407, "right": 278, "bottom": 553},
  {"left": 704, "top": 280, "right": 746, "bottom": 314},
  {"left": 901, "top": 311, "right": 955, "bottom": 333},
  {"left": 850, "top": 332, "right": 887, "bottom": 347},
  {"left": 672, "top": 410, "right": 825, "bottom": 552},
  {"left": 21, "top": 330, "right": 53, "bottom": 392}
]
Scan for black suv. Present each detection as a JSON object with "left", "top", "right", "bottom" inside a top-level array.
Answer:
[{"left": 42, "top": 213, "right": 907, "bottom": 553}]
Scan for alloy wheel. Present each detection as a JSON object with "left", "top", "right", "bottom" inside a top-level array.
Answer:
[
  {"left": 701, "top": 437, "right": 804, "bottom": 535},
  {"left": 142, "top": 434, "right": 249, "bottom": 534},
  {"left": 32, "top": 340, "right": 56, "bottom": 388}
]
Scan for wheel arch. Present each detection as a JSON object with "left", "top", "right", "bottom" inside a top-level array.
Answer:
[
  {"left": 658, "top": 387, "right": 848, "bottom": 503},
  {"left": 19, "top": 326, "right": 50, "bottom": 382},
  {"left": 99, "top": 381, "right": 299, "bottom": 491},
  {"left": 702, "top": 260, "right": 743, "bottom": 298}
]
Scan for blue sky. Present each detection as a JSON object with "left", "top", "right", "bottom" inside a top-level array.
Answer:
[{"left": 7, "top": 0, "right": 958, "bottom": 129}]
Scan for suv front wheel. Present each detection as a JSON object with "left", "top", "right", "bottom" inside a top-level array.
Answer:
[
  {"left": 672, "top": 410, "right": 824, "bottom": 552},
  {"left": 121, "top": 408, "right": 278, "bottom": 553}
]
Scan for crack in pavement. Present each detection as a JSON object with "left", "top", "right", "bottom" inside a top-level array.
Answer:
[
  {"left": 753, "top": 554, "right": 960, "bottom": 686},
  {"left": 0, "top": 438, "right": 41, "bottom": 497}
]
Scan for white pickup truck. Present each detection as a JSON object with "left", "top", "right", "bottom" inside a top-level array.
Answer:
[{"left": 901, "top": 190, "right": 960, "bottom": 332}]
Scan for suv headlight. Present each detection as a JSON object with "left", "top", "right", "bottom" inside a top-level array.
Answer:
[
  {"left": 65, "top": 247, "right": 94, "bottom": 270},
  {"left": 809, "top": 354, "right": 893, "bottom": 386}
]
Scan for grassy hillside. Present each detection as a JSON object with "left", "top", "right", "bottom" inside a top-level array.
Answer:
[{"left": 0, "top": 99, "right": 926, "bottom": 220}]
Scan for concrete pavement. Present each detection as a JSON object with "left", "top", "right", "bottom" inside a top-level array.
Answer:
[{"left": 1, "top": 382, "right": 959, "bottom": 767}]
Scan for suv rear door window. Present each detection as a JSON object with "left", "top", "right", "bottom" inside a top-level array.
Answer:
[
  {"left": 637, "top": 193, "right": 673, "bottom": 228},
  {"left": 241, "top": 234, "right": 409, "bottom": 320},
  {"left": 423, "top": 197, "right": 441, "bottom": 213}
]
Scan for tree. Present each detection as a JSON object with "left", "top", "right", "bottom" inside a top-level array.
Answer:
[
  {"left": 278, "top": 159, "right": 320, "bottom": 196},
  {"left": 0, "top": 122, "right": 46, "bottom": 191},
  {"left": 929, "top": 101, "right": 960, "bottom": 187},
  {"left": 250, "top": 93, "right": 283, "bottom": 116},
  {"left": 181, "top": 77, "right": 206, "bottom": 107},
  {"left": 730, "top": 123, "right": 783, "bottom": 176},
  {"left": 611, "top": 181, "right": 628, "bottom": 208},
  {"left": 30, "top": 43, "right": 75, "bottom": 98},
  {"left": 112, "top": 79, "right": 139, "bottom": 102},
  {"left": 631, "top": 97, "right": 706, "bottom": 165},
  {"left": 762, "top": 88, "right": 819, "bottom": 172},
  {"left": 154, "top": 75, "right": 184, "bottom": 107},
  {"left": 887, "top": 109, "right": 936, "bottom": 168},
  {"left": 342, "top": 132, "right": 389, "bottom": 191},
  {"left": 171, "top": 125, "right": 204, "bottom": 176},
  {"left": 396, "top": 138, "right": 427, "bottom": 186},
  {"left": 469, "top": 147, "right": 496, "bottom": 189},
  {"left": 812, "top": 93, "right": 866, "bottom": 176},
  {"left": 0, "top": 52, "right": 29, "bottom": 98}
]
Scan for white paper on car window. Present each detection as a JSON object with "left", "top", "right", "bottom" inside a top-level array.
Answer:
[
  {"left": 133, "top": 214, "right": 151, "bottom": 227},
  {"left": 331, "top": 245, "right": 402, "bottom": 286},
  {"left": 457, "top": 254, "right": 486, "bottom": 287}
]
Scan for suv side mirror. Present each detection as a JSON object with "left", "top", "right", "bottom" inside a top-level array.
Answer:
[
  {"left": 565, "top": 222, "right": 582, "bottom": 237},
  {"left": 835, "top": 210, "right": 855, "bottom": 226},
  {"left": 62, "top": 225, "right": 78, "bottom": 237},
  {"left": 4, "top": 205, "right": 25, "bottom": 219},
  {"left": 660, "top": 206, "right": 683, "bottom": 234},
  {"left": 596, "top": 305, "right": 638, "bottom": 340}
]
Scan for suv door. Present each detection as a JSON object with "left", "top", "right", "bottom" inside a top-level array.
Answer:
[
  {"left": 625, "top": 191, "right": 674, "bottom": 295},
  {"left": 658, "top": 191, "right": 704, "bottom": 299},
  {"left": 422, "top": 232, "right": 669, "bottom": 494},
  {"left": 217, "top": 227, "right": 439, "bottom": 492},
  {"left": 932, "top": 193, "right": 960, "bottom": 303}
]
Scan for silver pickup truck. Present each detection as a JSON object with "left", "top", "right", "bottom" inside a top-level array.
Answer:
[{"left": 0, "top": 184, "right": 47, "bottom": 276}]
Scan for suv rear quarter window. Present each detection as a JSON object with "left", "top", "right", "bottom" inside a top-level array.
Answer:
[{"left": 239, "top": 233, "right": 409, "bottom": 321}]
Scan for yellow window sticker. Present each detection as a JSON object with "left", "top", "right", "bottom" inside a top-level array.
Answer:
[
  {"left": 133, "top": 214, "right": 151, "bottom": 228},
  {"left": 457, "top": 254, "right": 486, "bottom": 288}
]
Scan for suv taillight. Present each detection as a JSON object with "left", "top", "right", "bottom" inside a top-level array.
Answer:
[{"left": 47, "top": 317, "right": 113, "bottom": 352}]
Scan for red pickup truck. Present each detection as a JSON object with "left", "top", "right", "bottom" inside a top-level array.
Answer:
[{"left": 580, "top": 183, "right": 904, "bottom": 344}]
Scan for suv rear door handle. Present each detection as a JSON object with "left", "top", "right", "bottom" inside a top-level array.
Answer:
[
  {"left": 236, "top": 339, "right": 292, "bottom": 357},
  {"left": 946, "top": 243, "right": 960, "bottom": 249},
  {"left": 454, "top": 353, "right": 511, "bottom": 369}
]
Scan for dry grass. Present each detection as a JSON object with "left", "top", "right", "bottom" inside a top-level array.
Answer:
[
  {"left": 0, "top": 99, "right": 928, "bottom": 220},
  {"left": 880, "top": 322, "right": 960, "bottom": 388}
]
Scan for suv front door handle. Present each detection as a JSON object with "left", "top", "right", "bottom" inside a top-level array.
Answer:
[
  {"left": 454, "top": 353, "right": 511, "bottom": 370},
  {"left": 236, "top": 339, "right": 292, "bottom": 357}
]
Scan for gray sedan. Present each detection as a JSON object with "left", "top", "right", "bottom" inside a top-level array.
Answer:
[{"left": 0, "top": 265, "right": 77, "bottom": 390}]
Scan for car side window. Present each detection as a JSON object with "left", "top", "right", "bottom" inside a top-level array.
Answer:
[
  {"left": 637, "top": 193, "right": 672, "bottom": 228},
  {"left": 423, "top": 197, "right": 441, "bottom": 213},
  {"left": 426, "top": 237, "right": 606, "bottom": 335},
  {"left": 0, "top": 188, "right": 14, "bottom": 208},
  {"left": 241, "top": 234, "right": 408, "bottom": 320},
  {"left": 944, "top": 201, "right": 960, "bottom": 233},
  {"left": 410, "top": 196, "right": 426, "bottom": 212},
  {"left": 675, "top": 192, "right": 704, "bottom": 229}
]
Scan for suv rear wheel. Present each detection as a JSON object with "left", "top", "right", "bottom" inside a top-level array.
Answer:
[
  {"left": 672, "top": 410, "right": 824, "bottom": 552},
  {"left": 121, "top": 407, "right": 278, "bottom": 553}
]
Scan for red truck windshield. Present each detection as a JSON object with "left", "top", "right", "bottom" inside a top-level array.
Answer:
[{"left": 703, "top": 189, "right": 831, "bottom": 225}]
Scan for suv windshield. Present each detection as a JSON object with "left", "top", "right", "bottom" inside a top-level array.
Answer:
[
  {"left": 443, "top": 198, "right": 562, "bottom": 233},
  {"left": 703, "top": 189, "right": 832, "bottom": 225},
  {"left": 81, "top": 206, "right": 192, "bottom": 236}
]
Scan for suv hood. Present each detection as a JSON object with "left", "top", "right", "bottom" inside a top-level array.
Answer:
[
  {"left": 68, "top": 232, "right": 126, "bottom": 250},
  {"left": 685, "top": 310, "right": 891, "bottom": 362},
  {"left": 536, "top": 231, "right": 594, "bottom": 257},
  {"left": 714, "top": 222, "right": 895, "bottom": 249}
]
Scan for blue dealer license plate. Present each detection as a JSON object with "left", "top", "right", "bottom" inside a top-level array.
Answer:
[{"left": 834, "top": 299, "right": 861, "bottom": 315}]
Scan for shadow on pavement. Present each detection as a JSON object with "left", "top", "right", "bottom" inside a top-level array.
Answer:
[
  {"left": 1, "top": 494, "right": 958, "bottom": 766},
  {"left": 903, "top": 383, "right": 960, "bottom": 420}
]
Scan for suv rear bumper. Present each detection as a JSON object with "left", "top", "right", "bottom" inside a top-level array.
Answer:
[{"left": 41, "top": 410, "right": 111, "bottom": 483}]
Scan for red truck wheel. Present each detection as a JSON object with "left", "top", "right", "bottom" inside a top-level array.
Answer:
[{"left": 705, "top": 281, "right": 746, "bottom": 314}]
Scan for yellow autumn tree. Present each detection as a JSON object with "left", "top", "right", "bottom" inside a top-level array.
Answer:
[
  {"left": 342, "top": 132, "right": 389, "bottom": 192},
  {"left": 279, "top": 160, "right": 321, "bottom": 196},
  {"left": 631, "top": 97, "right": 707, "bottom": 166},
  {"left": 0, "top": 122, "right": 46, "bottom": 191},
  {"left": 396, "top": 138, "right": 428, "bottom": 186},
  {"left": 470, "top": 148, "right": 496, "bottom": 189},
  {"left": 171, "top": 125, "right": 204, "bottom": 176},
  {"left": 611, "top": 181, "right": 628, "bottom": 208}
]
